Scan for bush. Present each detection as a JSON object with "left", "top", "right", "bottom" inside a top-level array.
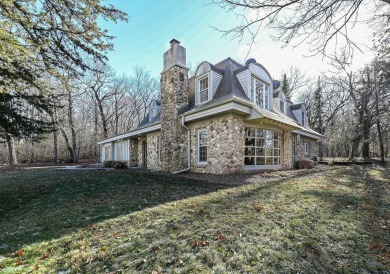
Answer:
[{"left": 103, "top": 161, "right": 128, "bottom": 169}]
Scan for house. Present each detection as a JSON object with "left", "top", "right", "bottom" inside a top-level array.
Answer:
[{"left": 97, "top": 39, "right": 323, "bottom": 174}]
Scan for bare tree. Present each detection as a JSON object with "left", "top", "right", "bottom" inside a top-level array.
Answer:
[{"left": 212, "top": 0, "right": 390, "bottom": 57}]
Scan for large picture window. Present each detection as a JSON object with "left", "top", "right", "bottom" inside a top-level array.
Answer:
[
  {"left": 198, "top": 129, "right": 208, "bottom": 163},
  {"left": 251, "top": 76, "right": 270, "bottom": 110},
  {"left": 199, "top": 76, "right": 209, "bottom": 103},
  {"left": 245, "top": 128, "right": 281, "bottom": 166}
]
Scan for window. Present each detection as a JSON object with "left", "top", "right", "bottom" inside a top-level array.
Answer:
[
  {"left": 304, "top": 142, "right": 309, "bottom": 155},
  {"left": 197, "top": 129, "right": 207, "bottom": 163},
  {"left": 251, "top": 76, "right": 270, "bottom": 110},
  {"left": 157, "top": 135, "right": 162, "bottom": 163},
  {"left": 301, "top": 111, "right": 305, "bottom": 127},
  {"left": 244, "top": 128, "right": 281, "bottom": 166},
  {"left": 280, "top": 100, "right": 285, "bottom": 114},
  {"left": 199, "top": 76, "right": 209, "bottom": 103}
]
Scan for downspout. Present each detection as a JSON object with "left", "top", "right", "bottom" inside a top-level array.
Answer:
[{"left": 172, "top": 115, "right": 191, "bottom": 174}]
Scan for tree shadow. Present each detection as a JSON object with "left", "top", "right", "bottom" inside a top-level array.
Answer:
[{"left": 0, "top": 169, "right": 234, "bottom": 255}]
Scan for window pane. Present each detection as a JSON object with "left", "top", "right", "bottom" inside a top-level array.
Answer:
[
  {"left": 256, "top": 157, "right": 265, "bottom": 165},
  {"left": 245, "top": 157, "right": 255, "bottom": 165},
  {"left": 264, "top": 84, "right": 269, "bottom": 109},
  {"left": 266, "top": 147, "right": 273, "bottom": 156},
  {"left": 274, "top": 158, "right": 280, "bottom": 165},
  {"left": 256, "top": 138, "right": 265, "bottom": 147},
  {"left": 246, "top": 128, "right": 255, "bottom": 137},
  {"left": 245, "top": 147, "right": 255, "bottom": 156},
  {"left": 245, "top": 138, "right": 255, "bottom": 146},
  {"left": 266, "top": 158, "right": 273, "bottom": 165},
  {"left": 256, "top": 148, "right": 265, "bottom": 156}
]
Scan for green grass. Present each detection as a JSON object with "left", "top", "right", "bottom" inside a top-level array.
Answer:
[{"left": 0, "top": 167, "right": 388, "bottom": 273}]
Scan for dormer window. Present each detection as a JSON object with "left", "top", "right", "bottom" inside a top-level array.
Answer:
[
  {"left": 280, "top": 100, "right": 285, "bottom": 114},
  {"left": 199, "top": 76, "right": 209, "bottom": 103},
  {"left": 251, "top": 76, "right": 270, "bottom": 110}
]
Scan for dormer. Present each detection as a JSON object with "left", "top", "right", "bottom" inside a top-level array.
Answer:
[
  {"left": 148, "top": 99, "right": 161, "bottom": 122},
  {"left": 236, "top": 58, "right": 273, "bottom": 111},
  {"left": 290, "top": 103, "right": 307, "bottom": 127},
  {"left": 195, "top": 62, "right": 223, "bottom": 105},
  {"left": 273, "top": 89, "right": 287, "bottom": 114}
]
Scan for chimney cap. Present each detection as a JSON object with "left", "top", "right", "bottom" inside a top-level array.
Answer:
[{"left": 170, "top": 39, "right": 181, "bottom": 46}]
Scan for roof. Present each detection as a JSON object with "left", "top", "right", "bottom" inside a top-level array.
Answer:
[
  {"left": 97, "top": 56, "right": 323, "bottom": 144},
  {"left": 290, "top": 103, "right": 303, "bottom": 110}
]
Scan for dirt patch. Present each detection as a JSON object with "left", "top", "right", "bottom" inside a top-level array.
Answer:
[{"left": 175, "top": 164, "right": 336, "bottom": 186}]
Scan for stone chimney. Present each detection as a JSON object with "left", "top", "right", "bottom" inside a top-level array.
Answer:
[{"left": 160, "top": 39, "right": 189, "bottom": 172}]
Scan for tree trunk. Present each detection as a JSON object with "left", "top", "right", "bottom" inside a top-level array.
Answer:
[
  {"left": 375, "top": 90, "right": 385, "bottom": 163},
  {"left": 60, "top": 127, "right": 74, "bottom": 162},
  {"left": 52, "top": 111, "right": 59, "bottom": 163},
  {"left": 66, "top": 83, "right": 78, "bottom": 163},
  {"left": 6, "top": 134, "right": 17, "bottom": 165}
]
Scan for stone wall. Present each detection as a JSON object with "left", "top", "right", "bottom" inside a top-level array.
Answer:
[
  {"left": 160, "top": 64, "right": 189, "bottom": 172},
  {"left": 137, "top": 137, "right": 146, "bottom": 167},
  {"left": 295, "top": 135, "right": 319, "bottom": 161},
  {"left": 188, "top": 113, "right": 245, "bottom": 174},
  {"left": 146, "top": 132, "right": 162, "bottom": 170},
  {"left": 282, "top": 130, "right": 292, "bottom": 168},
  {"left": 129, "top": 139, "right": 138, "bottom": 167}
]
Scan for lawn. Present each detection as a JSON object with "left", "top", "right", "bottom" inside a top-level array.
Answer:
[{"left": 0, "top": 166, "right": 389, "bottom": 273}]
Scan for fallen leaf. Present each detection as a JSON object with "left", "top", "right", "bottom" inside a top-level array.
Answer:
[
  {"left": 215, "top": 233, "right": 228, "bottom": 241},
  {"left": 154, "top": 244, "right": 161, "bottom": 251},
  {"left": 15, "top": 258, "right": 23, "bottom": 266},
  {"left": 40, "top": 252, "right": 50, "bottom": 261},
  {"left": 113, "top": 233, "right": 121, "bottom": 238},
  {"left": 201, "top": 240, "right": 210, "bottom": 246},
  {"left": 192, "top": 241, "right": 199, "bottom": 248},
  {"left": 15, "top": 249, "right": 24, "bottom": 256},
  {"left": 253, "top": 205, "right": 264, "bottom": 212}
]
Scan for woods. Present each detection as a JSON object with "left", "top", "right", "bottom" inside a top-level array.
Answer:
[{"left": 1, "top": 0, "right": 389, "bottom": 164}]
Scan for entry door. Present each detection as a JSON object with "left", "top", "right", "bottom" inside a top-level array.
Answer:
[{"left": 142, "top": 141, "right": 147, "bottom": 167}]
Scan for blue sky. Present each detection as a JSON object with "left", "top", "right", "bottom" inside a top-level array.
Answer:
[{"left": 102, "top": 0, "right": 374, "bottom": 80}]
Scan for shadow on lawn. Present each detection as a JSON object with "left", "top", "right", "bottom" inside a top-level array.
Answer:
[{"left": 0, "top": 169, "right": 233, "bottom": 255}]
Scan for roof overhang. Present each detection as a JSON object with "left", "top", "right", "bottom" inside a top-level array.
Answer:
[
  {"left": 97, "top": 123, "right": 161, "bottom": 145},
  {"left": 183, "top": 97, "right": 252, "bottom": 122},
  {"left": 292, "top": 129, "right": 324, "bottom": 140}
]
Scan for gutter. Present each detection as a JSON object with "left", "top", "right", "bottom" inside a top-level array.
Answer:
[{"left": 172, "top": 115, "right": 191, "bottom": 174}]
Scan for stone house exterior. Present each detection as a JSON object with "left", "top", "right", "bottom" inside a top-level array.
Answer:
[{"left": 97, "top": 39, "right": 323, "bottom": 174}]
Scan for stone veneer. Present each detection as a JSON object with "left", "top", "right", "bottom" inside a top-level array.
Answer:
[
  {"left": 146, "top": 132, "right": 162, "bottom": 170},
  {"left": 295, "top": 135, "right": 319, "bottom": 160},
  {"left": 129, "top": 139, "right": 138, "bottom": 167},
  {"left": 188, "top": 113, "right": 245, "bottom": 174},
  {"left": 282, "top": 130, "right": 292, "bottom": 168},
  {"left": 160, "top": 65, "right": 189, "bottom": 172}
]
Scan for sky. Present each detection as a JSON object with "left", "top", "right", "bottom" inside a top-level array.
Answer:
[{"left": 102, "top": 0, "right": 376, "bottom": 81}]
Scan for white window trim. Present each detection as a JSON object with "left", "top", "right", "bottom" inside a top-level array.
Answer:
[
  {"left": 197, "top": 129, "right": 208, "bottom": 164},
  {"left": 251, "top": 75, "right": 271, "bottom": 111},
  {"left": 197, "top": 73, "right": 210, "bottom": 105},
  {"left": 304, "top": 142, "right": 309, "bottom": 155}
]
